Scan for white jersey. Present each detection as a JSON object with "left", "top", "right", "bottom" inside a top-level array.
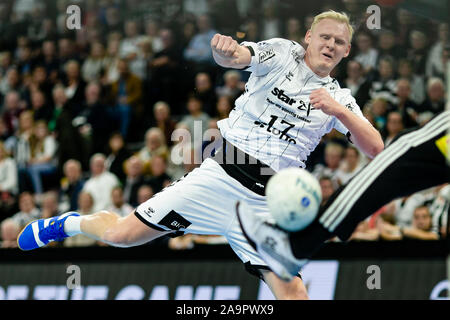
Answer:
[{"left": 217, "top": 38, "right": 369, "bottom": 171}]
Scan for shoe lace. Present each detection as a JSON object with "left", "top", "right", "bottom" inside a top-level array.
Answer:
[{"left": 39, "top": 219, "right": 66, "bottom": 242}]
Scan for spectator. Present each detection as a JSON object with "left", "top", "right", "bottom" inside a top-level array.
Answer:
[
  {"left": 30, "top": 90, "right": 53, "bottom": 123},
  {"left": 401, "top": 206, "right": 439, "bottom": 240},
  {"left": 312, "top": 142, "right": 345, "bottom": 189},
  {"left": 183, "top": 14, "right": 217, "bottom": 67},
  {"left": 148, "top": 28, "right": 183, "bottom": 112},
  {"left": 109, "top": 58, "right": 143, "bottom": 141},
  {"left": 426, "top": 22, "right": 448, "bottom": 80},
  {"left": 38, "top": 40, "right": 59, "bottom": 83},
  {"left": 26, "top": 120, "right": 58, "bottom": 196},
  {"left": 76, "top": 81, "right": 114, "bottom": 155},
  {"left": 83, "top": 153, "right": 120, "bottom": 212},
  {"left": 180, "top": 93, "right": 211, "bottom": 141},
  {"left": 0, "top": 141, "right": 18, "bottom": 217},
  {"left": 103, "top": 37, "right": 121, "bottom": 85},
  {"left": 429, "top": 184, "right": 450, "bottom": 238},
  {"left": 144, "top": 19, "right": 163, "bottom": 54},
  {"left": 341, "top": 60, "right": 371, "bottom": 108},
  {"left": 27, "top": 65, "right": 53, "bottom": 106},
  {"left": 107, "top": 186, "right": 133, "bottom": 217},
  {"left": 105, "top": 132, "right": 131, "bottom": 184},
  {"left": 122, "top": 155, "right": 148, "bottom": 207},
  {"left": 394, "top": 8, "right": 415, "bottom": 49},
  {"left": 0, "top": 67, "right": 23, "bottom": 99},
  {"left": 9, "top": 192, "right": 41, "bottom": 229},
  {"left": 147, "top": 155, "right": 171, "bottom": 193},
  {"left": 194, "top": 72, "right": 217, "bottom": 117},
  {"left": 419, "top": 77, "right": 446, "bottom": 117},
  {"left": 8, "top": 110, "right": 34, "bottom": 192},
  {"left": 407, "top": 30, "right": 428, "bottom": 76},
  {"left": 215, "top": 70, "right": 244, "bottom": 103},
  {"left": 64, "top": 191, "right": 97, "bottom": 247},
  {"left": 393, "top": 78, "right": 419, "bottom": 127},
  {"left": 369, "top": 56, "right": 397, "bottom": 104},
  {"left": 377, "top": 29, "right": 405, "bottom": 62},
  {"left": 119, "top": 20, "right": 141, "bottom": 61},
  {"left": 397, "top": 59, "right": 425, "bottom": 105},
  {"left": 318, "top": 175, "right": 336, "bottom": 208},
  {"left": 369, "top": 97, "right": 389, "bottom": 132},
  {"left": 260, "top": 2, "right": 282, "bottom": 39},
  {"left": 52, "top": 85, "right": 86, "bottom": 169},
  {"left": 119, "top": 19, "right": 148, "bottom": 80},
  {"left": 0, "top": 218, "right": 21, "bottom": 248},
  {"left": 2, "top": 91, "right": 25, "bottom": 137},
  {"left": 136, "top": 184, "right": 154, "bottom": 204},
  {"left": 215, "top": 95, "right": 233, "bottom": 120},
  {"left": 81, "top": 42, "right": 108, "bottom": 82},
  {"left": 150, "top": 101, "right": 177, "bottom": 147},
  {"left": 59, "top": 159, "right": 85, "bottom": 213},
  {"left": 40, "top": 191, "right": 60, "bottom": 219},
  {"left": 179, "top": 19, "right": 197, "bottom": 53},
  {"left": 137, "top": 127, "right": 169, "bottom": 175},
  {"left": 103, "top": 7, "right": 123, "bottom": 35},
  {"left": 354, "top": 31, "right": 378, "bottom": 74},
  {"left": 285, "top": 17, "right": 305, "bottom": 47},
  {"left": 383, "top": 111, "right": 404, "bottom": 147},
  {"left": 63, "top": 60, "right": 87, "bottom": 107},
  {"left": 57, "top": 38, "right": 79, "bottom": 71},
  {"left": 336, "top": 145, "right": 364, "bottom": 185}
]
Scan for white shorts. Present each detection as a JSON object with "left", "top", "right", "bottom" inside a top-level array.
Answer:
[{"left": 135, "top": 158, "right": 271, "bottom": 269}]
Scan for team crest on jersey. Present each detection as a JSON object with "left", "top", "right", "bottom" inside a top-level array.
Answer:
[{"left": 259, "top": 48, "right": 275, "bottom": 63}]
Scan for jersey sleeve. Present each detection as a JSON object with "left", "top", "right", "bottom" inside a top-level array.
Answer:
[
  {"left": 240, "top": 38, "right": 304, "bottom": 77},
  {"left": 332, "top": 89, "right": 371, "bottom": 139}
]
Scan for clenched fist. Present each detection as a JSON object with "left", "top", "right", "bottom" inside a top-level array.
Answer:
[
  {"left": 309, "top": 88, "right": 342, "bottom": 116},
  {"left": 211, "top": 33, "right": 251, "bottom": 68},
  {"left": 211, "top": 34, "right": 239, "bottom": 58}
]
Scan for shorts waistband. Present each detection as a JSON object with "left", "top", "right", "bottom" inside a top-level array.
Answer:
[{"left": 211, "top": 138, "right": 275, "bottom": 196}]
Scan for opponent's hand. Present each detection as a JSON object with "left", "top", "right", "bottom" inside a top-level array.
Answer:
[
  {"left": 309, "top": 88, "right": 342, "bottom": 116},
  {"left": 211, "top": 33, "right": 239, "bottom": 59}
]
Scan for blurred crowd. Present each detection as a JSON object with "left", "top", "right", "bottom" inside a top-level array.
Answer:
[{"left": 0, "top": 0, "right": 448, "bottom": 249}]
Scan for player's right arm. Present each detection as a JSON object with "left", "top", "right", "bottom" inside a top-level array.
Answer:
[{"left": 211, "top": 33, "right": 251, "bottom": 69}]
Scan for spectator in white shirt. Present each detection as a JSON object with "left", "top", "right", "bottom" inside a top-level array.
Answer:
[
  {"left": 354, "top": 31, "right": 378, "bottom": 74},
  {"left": 426, "top": 23, "right": 448, "bottom": 80},
  {"left": 83, "top": 153, "right": 120, "bottom": 212},
  {"left": 107, "top": 186, "right": 134, "bottom": 217}
]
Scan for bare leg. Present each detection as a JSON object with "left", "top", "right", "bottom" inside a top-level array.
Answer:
[
  {"left": 261, "top": 270, "right": 309, "bottom": 300},
  {"left": 79, "top": 210, "right": 170, "bottom": 247}
]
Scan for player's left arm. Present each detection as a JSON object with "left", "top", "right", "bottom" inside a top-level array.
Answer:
[{"left": 310, "top": 88, "right": 384, "bottom": 158}]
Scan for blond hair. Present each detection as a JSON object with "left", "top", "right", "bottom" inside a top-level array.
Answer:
[{"left": 310, "top": 10, "right": 354, "bottom": 42}]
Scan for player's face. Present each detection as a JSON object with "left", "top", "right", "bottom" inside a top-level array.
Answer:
[{"left": 304, "top": 19, "right": 351, "bottom": 77}]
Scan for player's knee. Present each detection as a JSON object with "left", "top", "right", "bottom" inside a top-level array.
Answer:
[{"left": 98, "top": 212, "right": 138, "bottom": 247}]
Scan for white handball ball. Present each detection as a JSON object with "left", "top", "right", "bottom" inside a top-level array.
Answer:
[{"left": 265, "top": 167, "right": 322, "bottom": 232}]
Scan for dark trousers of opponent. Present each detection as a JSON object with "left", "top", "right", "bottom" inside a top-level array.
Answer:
[{"left": 290, "top": 110, "right": 450, "bottom": 259}]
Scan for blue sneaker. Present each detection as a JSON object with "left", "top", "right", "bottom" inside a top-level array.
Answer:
[{"left": 17, "top": 212, "right": 80, "bottom": 251}]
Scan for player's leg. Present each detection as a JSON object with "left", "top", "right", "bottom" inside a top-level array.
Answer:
[
  {"left": 261, "top": 270, "right": 309, "bottom": 300},
  {"left": 17, "top": 208, "right": 170, "bottom": 251},
  {"left": 78, "top": 210, "right": 170, "bottom": 247}
]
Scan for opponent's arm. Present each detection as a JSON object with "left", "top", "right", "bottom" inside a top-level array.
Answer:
[
  {"left": 310, "top": 88, "right": 384, "bottom": 158},
  {"left": 211, "top": 33, "right": 252, "bottom": 69}
]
